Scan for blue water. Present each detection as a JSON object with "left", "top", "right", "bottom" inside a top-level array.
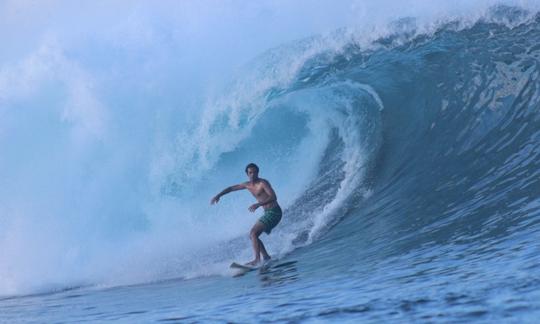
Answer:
[{"left": 1, "top": 2, "right": 540, "bottom": 323}]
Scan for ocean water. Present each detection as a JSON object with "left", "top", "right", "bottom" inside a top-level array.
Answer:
[{"left": 1, "top": 1, "right": 540, "bottom": 323}]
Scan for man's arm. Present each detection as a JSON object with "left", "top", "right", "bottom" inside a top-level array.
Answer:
[{"left": 210, "top": 183, "right": 247, "bottom": 204}]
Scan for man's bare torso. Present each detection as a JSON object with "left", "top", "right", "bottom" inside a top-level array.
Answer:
[{"left": 245, "top": 179, "right": 278, "bottom": 210}]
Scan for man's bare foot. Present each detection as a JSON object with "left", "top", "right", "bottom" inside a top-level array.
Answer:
[{"left": 246, "top": 260, "right": 260, "bottom": 266}]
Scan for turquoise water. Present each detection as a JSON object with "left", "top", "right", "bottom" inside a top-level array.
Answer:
[{"left": 1, "top": 3, "right": 540, "bottom": 323}]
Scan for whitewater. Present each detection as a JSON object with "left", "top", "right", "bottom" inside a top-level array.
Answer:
[{"left": 1, "top": 1, "right": 540, "bottom": 322}]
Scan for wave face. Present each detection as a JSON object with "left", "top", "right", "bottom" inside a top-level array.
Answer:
[
  {"left": 286, "top": 12, "right": 540, "bottom": 319},
  {"left": 0, "top": 3, "right": 539, "bottom": 310},
  {"left": 314, "top": 10, "right": 540, "bottom": 257},
  {"left": 305, "top": 9, "right": 540, "bottom": 247}
]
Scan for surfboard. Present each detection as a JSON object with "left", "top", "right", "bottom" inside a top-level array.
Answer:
[
  {"left": 230, "top": 262, "right": 259, "bottom": 271},
  {"left": 230, "top": 262, "right": 254, "bottom": 277},
  {"left": 230, "top": 262, "right": 256, "bottom": 270},
  {"left": 230, "top": 262, "right": 262, "bottom": 277},
  {"left": 230, "top": 260, "right": 294, "bottom": 277}
]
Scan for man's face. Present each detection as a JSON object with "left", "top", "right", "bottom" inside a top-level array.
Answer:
[{"left": 246, "top": 167, "right": 258, "bottom": 181}]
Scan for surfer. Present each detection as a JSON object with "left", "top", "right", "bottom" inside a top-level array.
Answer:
[{"left": 210, "top": 163, "right": 282, "bottom": 266}]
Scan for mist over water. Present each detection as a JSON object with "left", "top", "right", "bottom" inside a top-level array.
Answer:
[{"left": 1, "top": 0, "right": 539, "bottom": 298}]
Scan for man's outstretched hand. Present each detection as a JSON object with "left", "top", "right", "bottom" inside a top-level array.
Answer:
[{"left": 210, "top": 196, "right": 220, "bottom": 205}]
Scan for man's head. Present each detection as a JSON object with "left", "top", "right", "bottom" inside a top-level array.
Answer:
[{"left": 245, "top": 163, "right": 259, "bottom": 181}]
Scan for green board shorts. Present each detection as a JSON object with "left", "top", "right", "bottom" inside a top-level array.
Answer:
[{"left": 258, "top": 206, "right": 282, "bottom": 234}]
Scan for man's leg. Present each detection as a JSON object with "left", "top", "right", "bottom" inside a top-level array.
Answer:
[
  {"left": 258, "top": 239, "right": 271, "bottom": 261},
  {"left": 248, "top": 221, "right": 266, "bottom": 266}
]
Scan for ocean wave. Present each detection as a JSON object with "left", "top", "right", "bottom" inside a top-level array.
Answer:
[{"left": 1, "top": 4, "right": 539, "bottom": 297}]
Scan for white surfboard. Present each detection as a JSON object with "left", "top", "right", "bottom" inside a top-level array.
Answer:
[
  {"left": 230, "top": 260, "right": 277, "bottom": 276},
  {"left": 230, "top": 262, "right": 256, "bottom": 270},
  {"left": 230, "top": 262, "right": 260, "bottom": 277}
]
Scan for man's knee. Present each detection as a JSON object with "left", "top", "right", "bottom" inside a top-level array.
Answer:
[
  {"left": 249, "top": 230, "right": 258, "bottom": 240},
  {"left": 250, "top": 228, "right": 262, "bottom": 240}
]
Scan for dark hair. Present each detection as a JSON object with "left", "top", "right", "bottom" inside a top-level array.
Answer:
[{"left": 245, "top": 163, "right": 259, "bottom": 174}]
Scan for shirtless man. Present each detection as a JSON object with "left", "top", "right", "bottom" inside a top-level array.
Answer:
[{"left": 210, "top": 163, "right": 282, "bottom": 266}]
